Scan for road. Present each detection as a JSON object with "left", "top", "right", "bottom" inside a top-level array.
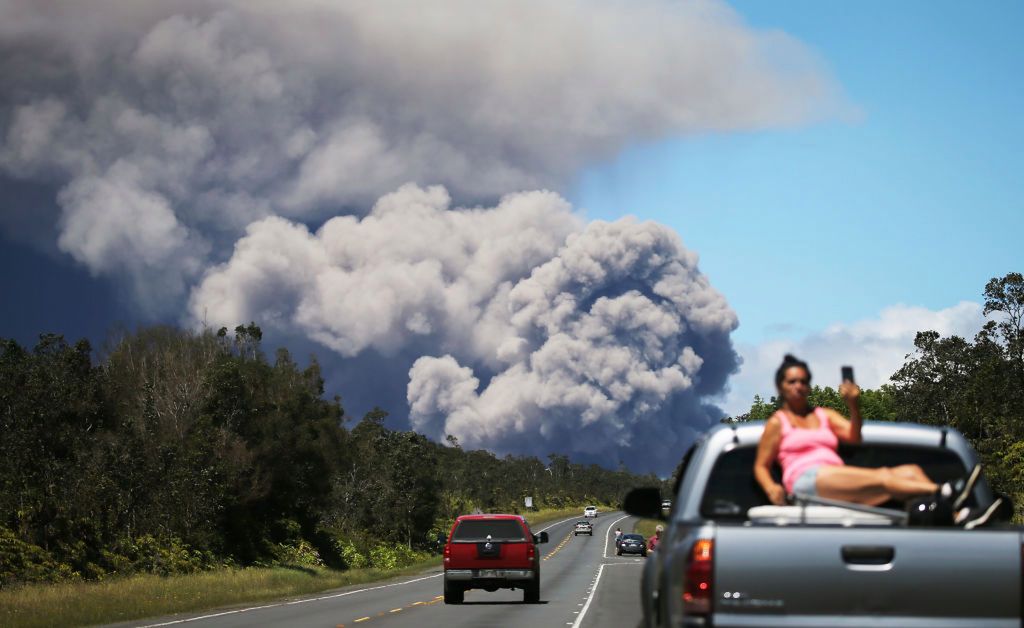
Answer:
[{"left": 120, "top": 512, "right": 645, "bottom": 628}]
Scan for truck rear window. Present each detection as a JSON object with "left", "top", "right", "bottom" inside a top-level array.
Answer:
[
  {"left": 700, "top": 444, "right": 971, "bottom": 520},
  {"left": 452, "top": 519, "right": 527, "bottom": 541}
]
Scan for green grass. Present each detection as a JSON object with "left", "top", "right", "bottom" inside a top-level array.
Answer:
[
  {"left": 633, "top": 518, "right": 660, "bottom": 539},
  {"left": 0, "top": 558, "right": 442, "bottom": 628},
  {"left": 0, "top": 506, "right": 595, "bottom": 628}
]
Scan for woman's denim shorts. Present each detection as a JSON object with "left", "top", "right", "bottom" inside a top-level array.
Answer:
[{"left": 792, "top": 465, "right": 821, "bottom": 496}]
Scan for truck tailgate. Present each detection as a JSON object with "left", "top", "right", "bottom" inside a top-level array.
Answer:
[
  {"left": 714, "top": 526, "right": 1020, "bottom": 627},
  {"left": 447, "top": 540, "right": 531, "bottom": 569}
]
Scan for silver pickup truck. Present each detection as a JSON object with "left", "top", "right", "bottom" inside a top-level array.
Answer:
[{"left": 626, "top": 421, "right": 1020, "bottom": 627}]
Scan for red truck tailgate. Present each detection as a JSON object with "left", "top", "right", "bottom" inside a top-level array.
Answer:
[{"left": 448, "top": 540, "right": 532, "bottom": 569}]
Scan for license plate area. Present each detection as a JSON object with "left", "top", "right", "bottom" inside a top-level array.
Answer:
[{"left": 478, "top": 569, "right": 499, "bottom": 578}]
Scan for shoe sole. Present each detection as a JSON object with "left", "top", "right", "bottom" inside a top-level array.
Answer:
[
  {"left": 964, "top": 497, "right": 1004, "bottom": 530},
  {"left": 953, "top": 464, "right": 982, "bottom": 511}
]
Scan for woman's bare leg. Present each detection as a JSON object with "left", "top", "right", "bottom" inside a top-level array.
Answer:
[
  {"left": 816, "top": 465, "right": 938, "bottom": 506},
  {"left": 891, "top": 464, "right": 932, "bottom": 485}
]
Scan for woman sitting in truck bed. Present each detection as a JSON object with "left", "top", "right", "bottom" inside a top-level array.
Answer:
[{"left": 753, "top": 355, "right": 975, "bottom": 512}]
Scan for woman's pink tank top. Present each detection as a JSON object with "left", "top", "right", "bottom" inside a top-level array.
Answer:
[{"left": 776, "top": 408, "right": 844, "bottom": 493}]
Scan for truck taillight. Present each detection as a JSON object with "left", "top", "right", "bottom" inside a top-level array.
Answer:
[
  {"left": 683, "top": 538, "right": 713, "bottom": 616},
  {"left": 443, "top": 543, "right": 450, "bottom": 565},
  {"left": 527, "top": 543, "right": 536, "bottom": 561}
]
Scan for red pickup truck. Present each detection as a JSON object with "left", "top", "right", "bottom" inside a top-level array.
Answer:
[{"left": 443, "top": 514, "right": 550, "bottom": 603}]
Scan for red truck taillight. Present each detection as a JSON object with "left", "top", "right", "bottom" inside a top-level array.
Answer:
[
  {"left": 683, "top": 538, "right": 714, "bottom": 616},
  {"left": 443, "top": 543, "right": 451, "bottom": 566},
  {"left": 527, "top": 543, "right": 536, "bottom": 562}
]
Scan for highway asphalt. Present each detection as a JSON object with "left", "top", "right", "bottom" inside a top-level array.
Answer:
[{"left": 115, "top": 512, "right": 646, "bottom": 628}]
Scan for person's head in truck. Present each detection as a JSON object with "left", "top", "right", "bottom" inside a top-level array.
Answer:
[
  {"left": 647, "top": 524, "right": 663, "bottom": 550},
  {"left": 752, "top": 354, "right": 977, "bottom": 519}
]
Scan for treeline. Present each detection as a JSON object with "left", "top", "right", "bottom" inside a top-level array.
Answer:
[
  {"left": 0, "top": 324, "right": 661, "bottom": 587},
  {"left": 739, "top": 272, "right": 1024, "bottom": 518}
]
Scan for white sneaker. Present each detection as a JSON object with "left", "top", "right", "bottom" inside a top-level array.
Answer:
[
  {"left": 963, "top": 498, "right": 1005, "bottom": 530},
  {"left": 952, "top": 464, "right": 982, "bottom": 511}
]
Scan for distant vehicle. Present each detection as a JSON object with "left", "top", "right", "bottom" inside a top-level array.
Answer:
[
  {"left": 616, "top": 533, "right": 647, "bottom": 557},
  {"left": 443, "top": 514, "right": 548, "bottom": 604},
  {"left": 625, "top": 421, "right": 1019, "bottom": 627},
  {"left": 661, "top": 499, "right": 671, "bottom": 510},
  {"left": 583, "top": 505, "right": 598, "bottom": 517},
  {"left": 574, "top": 520, "right": 594, "bottom": 536}
]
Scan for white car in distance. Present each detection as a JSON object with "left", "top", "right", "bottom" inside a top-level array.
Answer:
[{"left": 583, "top": 505, "right": 598, "bottom": 518}]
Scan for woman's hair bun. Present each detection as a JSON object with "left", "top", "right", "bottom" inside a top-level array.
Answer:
[{"left": 775, "top": 354, "right": 811, "bottom": 388}]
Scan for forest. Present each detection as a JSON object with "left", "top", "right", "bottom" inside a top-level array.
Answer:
[{"left": 0, "top": 323, "right": 664, "bottom": 587}]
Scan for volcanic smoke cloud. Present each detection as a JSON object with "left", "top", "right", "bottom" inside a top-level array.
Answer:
[
  {"left": 191, "top": 184, "right": 738, "bottom": 472},
  {"left": 0, "top": 0, "right": 839, "bottom": 471}
]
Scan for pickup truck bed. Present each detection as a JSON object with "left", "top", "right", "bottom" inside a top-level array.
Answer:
[{"left": 634, "top": 421, "right": 1021, "bottom": 627}]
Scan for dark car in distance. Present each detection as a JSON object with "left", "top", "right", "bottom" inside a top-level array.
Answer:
[{"left": 616, "top": 533, "right": 647, "bottom": 557}]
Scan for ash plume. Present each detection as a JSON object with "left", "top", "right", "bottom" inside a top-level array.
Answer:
[
  {"left": 1, "top": 0, "right": 840, "bottom": 471},
  {"left": 192, "top": 185, "right": 739, "bottom": 472},
  {"left": 1, "top": 0, "right": 838, "bottom": 310}
]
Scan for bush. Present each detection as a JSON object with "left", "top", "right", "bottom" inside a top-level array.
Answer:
[
  {"left": 113, "top": 535, "right": 215, "bottom": 576},
  {"left": 273, "top": 539, "right": 324, "bottom": 568},
  {"left": 0, "top": 527, "right": 80, "bottom": 588},
  {"left": 335, "top": 539, "right": 367, "bottom": 569},
  {"left": 368, "top": 543, "right": 422, "bottom": 571}
]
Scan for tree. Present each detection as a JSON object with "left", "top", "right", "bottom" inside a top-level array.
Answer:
[{"left": 984, "top": 272, "right": 1024, "bottom": 382}]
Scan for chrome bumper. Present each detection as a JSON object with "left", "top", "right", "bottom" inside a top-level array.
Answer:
[{"left": 445, "top": 569, "right": 535, "bottom": 581}]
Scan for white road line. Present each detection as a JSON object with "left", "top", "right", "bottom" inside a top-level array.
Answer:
[
  {"left": 138, "top": 573, "right": 444, "bottom": 626},
  {"left": 538, "top": 514, "right": 587, "bottom": 532},
  {"left": 602, "top": 513, "right": 631, "bottom": 558},
  {"left": 571, "top": 562, "right": 643, "bottom": 628},
  {"left": 140, "top": 514, "right": 582, "bottom": 627},
  {"left": 572, "top": 563, "right": 607, "bottom": 628}
]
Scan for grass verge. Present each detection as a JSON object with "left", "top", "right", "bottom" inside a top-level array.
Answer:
[
  {"left": 0, "top": 558, "right": 441, "bottom": 628},
  {"left": 0, "top": 506, "right": 598, "bottom": 627},
  {"left": 633, "top": 518, "right": 660, "bottom": 539}
]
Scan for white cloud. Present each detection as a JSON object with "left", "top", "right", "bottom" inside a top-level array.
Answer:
[{"left": 720, "top": 301, "right": 987, "bottom": 416}]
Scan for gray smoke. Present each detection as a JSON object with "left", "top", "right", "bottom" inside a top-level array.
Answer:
[
  {"left": 1, "top": 0, "right": 838, "bottom": 310},
  {"left": 1, "top": 0, "right": 838, "bottom": 471},
  {"left": 192, "top": 185, "right": 738, "bottom": 472}
]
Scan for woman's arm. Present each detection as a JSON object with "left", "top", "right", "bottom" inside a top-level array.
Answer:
[
  {"left": 826, "top": 381, "right": 863, "bottom": 443},
  {"left": 754, "top": 416, "right": 786, "bottom": 505}
]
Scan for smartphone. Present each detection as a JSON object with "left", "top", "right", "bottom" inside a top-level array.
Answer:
[{"left": 841, "top": 365, "right": 855, "bottom": 384}]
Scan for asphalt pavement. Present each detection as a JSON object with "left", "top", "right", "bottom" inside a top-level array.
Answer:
[{"left": 116, "top": 511, "right": 646, "bottom": 628}]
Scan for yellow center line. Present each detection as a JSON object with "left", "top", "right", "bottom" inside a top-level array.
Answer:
[
  {"left": 544, "top": 532, "right": 573, "bottom": 560},
  {"left": 390, "top": 608, "right": 402, "bottom": 613},
  {"left": 354, "top": 618, "right": 370, "bottom": 624}
]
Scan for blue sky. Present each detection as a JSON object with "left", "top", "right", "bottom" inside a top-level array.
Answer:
[{"left": 572, "top": 0, "right": 1023, "bottom": 346}]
